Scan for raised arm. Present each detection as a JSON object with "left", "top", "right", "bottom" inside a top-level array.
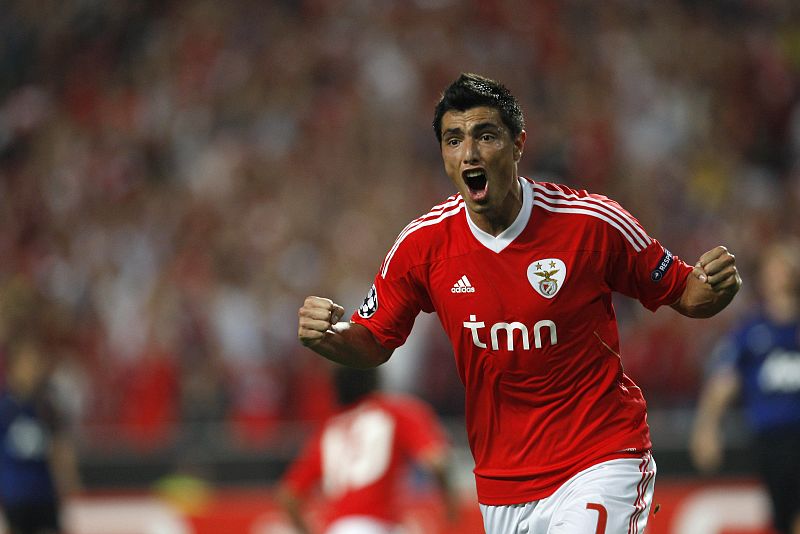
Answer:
[
  {"left": 671, "top": 246, "right": 742, "bottom": 318},
  {"left": 298, "top": 296, "right": 393, "bottom": 368}
]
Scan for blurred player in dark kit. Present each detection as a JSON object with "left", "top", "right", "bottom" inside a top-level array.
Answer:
[
  {"left": 276, "top": 365, "right": 456, "bottom": 534},
  {"left": 299, "top": 73, "right": 741, "bottom": 533},
  {"left": 0, "top": 338, "right": 81, "bottom": 534},
  {"left": 691, "top": 237, "right": 800, "bottom": 534}
]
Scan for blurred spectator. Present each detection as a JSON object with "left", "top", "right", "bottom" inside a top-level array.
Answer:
[
  {"left": 117, "top": 338, "right": 179, "bottom": 451},
  {"left": 690, "top": 237, "right": 800, "bottom": 534}
]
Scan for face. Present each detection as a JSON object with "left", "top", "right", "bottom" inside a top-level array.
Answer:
[
  {"left": 9, "top": 344, "right": 48, "bottom": 396},
  {"left": 760, "top": 246, "right": 800, "bottom": 299},
  {"left": 440, "top": 106, "right": 526, "bottom": 233}
]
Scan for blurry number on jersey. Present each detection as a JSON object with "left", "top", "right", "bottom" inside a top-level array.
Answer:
[{"left": 321, "top": 407, "right": 395, "bottom": 496}]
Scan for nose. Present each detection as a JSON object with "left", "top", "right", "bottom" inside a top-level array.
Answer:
[{"left": 463, "top": 137, "right": 479, "bottom": 164}]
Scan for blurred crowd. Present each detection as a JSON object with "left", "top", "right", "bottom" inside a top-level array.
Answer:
[{"left": 1, "top": 0, "right": 800, "bottom": 455}]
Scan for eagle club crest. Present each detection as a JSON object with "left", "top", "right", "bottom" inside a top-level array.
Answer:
[{"left": 527, "top": 258, "right": 567, "bottom": 299}]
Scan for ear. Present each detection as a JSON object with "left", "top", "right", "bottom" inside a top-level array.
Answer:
[{"left": 513, "top": 130, "right": 527, "bottom": 162}]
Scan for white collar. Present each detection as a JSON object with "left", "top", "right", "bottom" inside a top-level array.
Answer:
[{"left": 465, "top": 177, "right": 532, "bottom": 253}]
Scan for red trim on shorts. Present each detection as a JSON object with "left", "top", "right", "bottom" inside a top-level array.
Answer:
[{"left": 628, "top": 452, "right": 654, "bottom": 534}]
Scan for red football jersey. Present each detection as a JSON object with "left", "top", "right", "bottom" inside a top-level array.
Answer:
[
  {"left": 351, "top": 177, "right": 693, "bottom": 505},
  {"left": 281, "top": 393, "right": 448, "bottom": 526}
]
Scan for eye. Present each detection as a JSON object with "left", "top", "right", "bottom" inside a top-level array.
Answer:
[
  {"left": 480, "top": 133, "right": 496, "bottom": 142},
  {"left": 446, "top": 138, "right": 461, "bottom": 147}
]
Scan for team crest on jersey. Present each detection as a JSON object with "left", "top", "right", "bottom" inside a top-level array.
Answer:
[
  {"left": 527, "top": 258, "right": 567, "bottom": 299},
  {"left": 358, "top": 284, "right": 379, "bottom": 318}
]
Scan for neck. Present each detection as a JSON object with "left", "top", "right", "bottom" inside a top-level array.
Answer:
[{"left": 471, "top": 178, "right": 523, "bottom": 236}]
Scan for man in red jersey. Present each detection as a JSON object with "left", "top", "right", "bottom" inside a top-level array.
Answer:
[
  {"left": 276, "top": 366, "right": 455, "bottom": 534},
  {"left": 297, "top": 73, "right": 741, "bottom": 533}
]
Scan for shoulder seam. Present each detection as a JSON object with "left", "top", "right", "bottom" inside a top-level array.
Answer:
[
  {"left": 380, "top": 198, "right": 465, "bottom": 278},
  {"left": 532, "top": 183, "right": 652, "bottom": 252}
]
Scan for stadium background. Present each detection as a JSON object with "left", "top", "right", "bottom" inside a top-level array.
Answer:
[{"left": 1, "top": 0, "right": 799, "bottom": 532}]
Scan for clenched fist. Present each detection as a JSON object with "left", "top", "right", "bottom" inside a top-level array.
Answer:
[
  {"left": 692, "top": 245, "right": 741, "bottom": 292},
  {"left": 673, "top": 245, "right": 742, "bottom": 318},
  {"left": 298, "top": 296, "right": 346, "bottom": 347}
]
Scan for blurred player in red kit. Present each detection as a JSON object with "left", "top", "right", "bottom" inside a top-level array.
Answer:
[
  {"left": 298, "top": 73, "right": 741, "bottom": 533},
  {"left": 276, "top": 366, "right": 456, "bottom": 534}
]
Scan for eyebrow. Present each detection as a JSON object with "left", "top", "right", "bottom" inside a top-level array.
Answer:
[
  {"left": 471, "top": 122, "right": 502, "bottom": 133},
  {"left": 442, "top": 127, "right": 463, "bottom": 139},
  {"left": 442, "top": 122, "right": 503, "bottom": 138}
]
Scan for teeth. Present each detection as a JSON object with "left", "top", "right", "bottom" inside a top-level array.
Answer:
[{"left": 465, "top": 170, "right": 484, "bottom": 178}]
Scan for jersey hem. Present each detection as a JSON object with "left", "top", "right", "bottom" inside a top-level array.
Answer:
[{"left": 474, "top": 448, "right": 650, "bottom": 506}]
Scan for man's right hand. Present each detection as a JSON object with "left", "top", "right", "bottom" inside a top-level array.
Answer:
[{"left": 298, "top": 296, "right": 345, "bottom": 347}]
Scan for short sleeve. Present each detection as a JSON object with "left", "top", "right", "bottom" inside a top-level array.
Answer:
[
  {"left": 607, "top": 235, "right": 693, "bottom": 312},
  {"left": 350, "top": 245, "right": 432, "bottom": 349},
  {"left": 706, "top": 335, "right": 741, "bottom": 376}
]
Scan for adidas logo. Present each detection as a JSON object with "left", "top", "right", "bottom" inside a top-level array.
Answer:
[{"left": 451, "top": 275, "right": 476, "bottom": 293}]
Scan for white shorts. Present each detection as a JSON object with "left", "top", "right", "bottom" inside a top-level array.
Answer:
[
  {"left": 324, "top": 516, "right": 400, "bottom": 534},
  {"left": 480, "top": 452, "right": 656, "bottom": 534}
]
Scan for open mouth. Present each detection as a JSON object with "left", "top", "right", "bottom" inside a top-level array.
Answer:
[{"left": 463, "top": 169, "right": 488, "bottom": 200}]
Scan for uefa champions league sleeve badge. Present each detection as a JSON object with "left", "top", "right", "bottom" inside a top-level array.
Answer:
[
  {"left": 527, "top": 259, "right": 567, "bottom": 299},
  {"left": 358, "top": 284, "right": 379, "bottom": 318}
]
